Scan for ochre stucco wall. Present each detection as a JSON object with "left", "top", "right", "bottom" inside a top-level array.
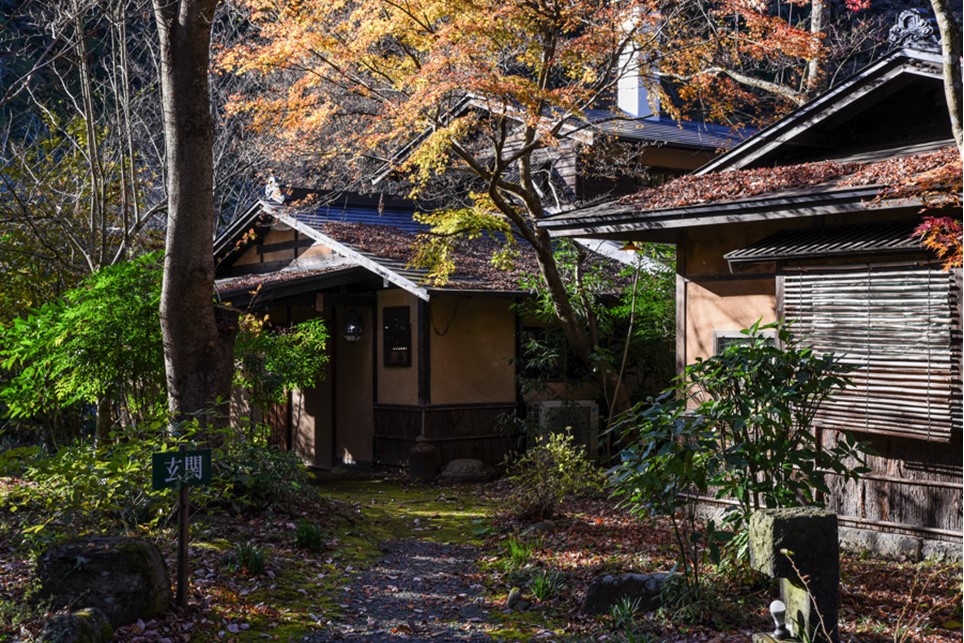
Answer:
[
  {"left": 429, "top": 294, "right": 517, "bottom": 405},
  {"left": 683, "top": 278, "right": 776, "bottom": 364},
  {"left": 377, "top": 289, "right": 420, "bottom": 405},
  {"left": 680, "top": 223, "right": 779, "bottom": 365}
]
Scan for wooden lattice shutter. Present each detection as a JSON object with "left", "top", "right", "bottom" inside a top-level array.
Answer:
[{"left": 782, "top": 266, "right": 962, "bottom": 442}]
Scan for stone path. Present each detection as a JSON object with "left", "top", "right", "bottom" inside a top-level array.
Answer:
[{"left": 305, "top": 539, "right": 494, "bottom": 642}]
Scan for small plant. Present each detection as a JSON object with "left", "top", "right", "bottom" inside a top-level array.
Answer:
[
  {"left": 610, "top": 596, "right": 641, "bottom": 631},
  {"left": 502, "top": 536, "right": 537, "bottom": 572},
  {"left": 529, "top": 568, "right": 564, "bottom": 601},
  {"left": 504, "top": 429, "right": 605, "bottom": 521},
  {"left": 294, "top": 519, "right": 325, "bottom": 551},
  {"left": 227, "top": 541, "right": 267, "bottom": 575}
]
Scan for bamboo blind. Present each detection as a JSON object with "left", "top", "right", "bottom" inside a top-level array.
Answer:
[{"left": 782, "top": 266, "right": 962, "bottom": 442}]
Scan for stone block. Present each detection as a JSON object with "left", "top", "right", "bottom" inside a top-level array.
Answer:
[
  {"left": 581, "top": 572, "right": 671, "bottom": 615},
  {"left": 40, "top": 608, "right": 113, "bottom": 643},
  {"left": 749, "top": 507, "right": 838, "bottom": 580},
  {"left": 36, "top": 537, "right": 171, "bottom": 626}
]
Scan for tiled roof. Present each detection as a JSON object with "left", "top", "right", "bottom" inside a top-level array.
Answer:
[
  {"left": 582, "top": 110, "right": 749, "bottom": 150},
  {"left": 314, "top": 221, "right": 538, "bottom": 292}
]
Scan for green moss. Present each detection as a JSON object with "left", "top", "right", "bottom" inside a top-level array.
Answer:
[{"left": 316, "top": 480, "right": 496, "bottom": 545}]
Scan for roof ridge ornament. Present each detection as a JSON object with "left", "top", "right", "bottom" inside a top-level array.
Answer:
[{"left": 887, "top": 9, "right": 940, "bottom": 53}]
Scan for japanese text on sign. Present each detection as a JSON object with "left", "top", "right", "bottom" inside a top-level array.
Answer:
[{"left": 152, "top": 449, "right": 211, "bottom": 490}]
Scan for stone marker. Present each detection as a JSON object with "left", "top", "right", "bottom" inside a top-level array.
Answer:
[
  {"left": 40, "top": 607, "right": 113, "bottom": 643},
  {"left": 749, "top": 507, "right": 839, "bottom": 643},
  {"left": 581, "top": 572, "right": 671, "bottom": 615},
  {"left": 36, "top": 537, "right": 172, "bottom": 626}
]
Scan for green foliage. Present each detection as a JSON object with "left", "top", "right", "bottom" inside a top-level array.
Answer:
[
  {"left": 609, "top": 596, "right": 642, "bottom": 633},
  {"left": 529, "top": 568, "right": 565, "bottom": 601},
  {"left": 226, "top": 541, "right": 267, "bottom": 575},
  {"left": 233, "top": 314, "right": 329, "bottom": 411},
  {"left": 0, "top": 423, "right": 313, "bottom": 555},
  {"left": 505, "top": 430, "right": 605, "bottom": 521},
  {"left": 501, "top": 536, "right": 537, "bottom": 572},
  {"left": 611, "top": 320, "right": 869, "bottom": 587},
  {"left": 516, "top": 240, "right": 675, "bottom": 429},
  {"left": 0, "top": 253, "right": 165, "bottom": 443},
  {"left": 294, "top": 520, "right": 326, "bottom": 551}
]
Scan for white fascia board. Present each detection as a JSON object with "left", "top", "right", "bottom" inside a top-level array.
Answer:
[{"left": 264, "top": 203, "right": 430, "bottom": 301}]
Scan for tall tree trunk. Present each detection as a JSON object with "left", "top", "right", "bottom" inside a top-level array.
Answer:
[
  {"left": 929, "top": 0, "right": 964, "bottom": 159},
  {"left": 152, "top": 0, "right": 236, "bottom": 431}
]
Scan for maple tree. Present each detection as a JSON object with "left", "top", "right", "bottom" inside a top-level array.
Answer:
[{"left": 221, "top": 0, "right": 851, "bottom": 410}]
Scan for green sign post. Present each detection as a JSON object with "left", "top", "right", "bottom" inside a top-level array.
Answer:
[
  {"left": 152, "top": 447, "right": 211, "bottom": 608},
  {"left": 151, "top": 449, "right": 211, "bottom": 490}
]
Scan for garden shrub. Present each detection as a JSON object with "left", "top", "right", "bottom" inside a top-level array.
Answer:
[
  {"left": 504, "top": 430, "right": 605, "bottom": 521},
  {"left": 0, "top": 422, "right": 314, "bottom": 554},
  {"left": 611, "top": 321, "right": 869, "bottom": 588},
  {"left": 294, "top": 520, "right": 325, "bottom": 551}
]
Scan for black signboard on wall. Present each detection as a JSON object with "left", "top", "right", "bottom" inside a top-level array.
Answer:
[{"left": 383, "top": 306, "right": 412, "bottom": 367}]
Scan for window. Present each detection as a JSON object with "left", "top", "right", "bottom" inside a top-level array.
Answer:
[
  {"left": 713, "top": 329, "right": 776, "bottom": 354},
  {"left": 383, "top": 306, "right": 411, "bottom": 367},
  {"left": 781, "top": 266, "right": 962, "bottom": 442}
]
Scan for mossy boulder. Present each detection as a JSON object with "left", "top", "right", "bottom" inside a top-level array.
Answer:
[
  {"left": 40, "top": 607, "right": 113, "bottom": 643},
  {"left": 35, "top": 537, "right": 171, "bottom": 626}
]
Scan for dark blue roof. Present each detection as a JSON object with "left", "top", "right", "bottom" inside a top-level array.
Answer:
[
  {"left": 295, "top": 205, "right": 429, "bottom": 234},
  {"left": 581, "top": 110, "right": 750, "bottom": 149}
]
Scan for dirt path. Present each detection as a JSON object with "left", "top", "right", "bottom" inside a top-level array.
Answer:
[{"left": 305, "top": 539, "right": 495, "bottom": 642}]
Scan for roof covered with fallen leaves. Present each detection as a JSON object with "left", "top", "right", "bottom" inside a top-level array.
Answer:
[
  {"left": 540, "top": 144, "right": 960, "bottom": 238},
  {"left": 617, "top": 146, "right": 957, "bottom": 211}
]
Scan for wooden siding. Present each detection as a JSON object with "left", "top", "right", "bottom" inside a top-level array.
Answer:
[
  {"left": 373, "top": 403, "right": 516, "bottom": 467},
  {"left": 822, "top": 429, "right": 962, "bottom": 540}
]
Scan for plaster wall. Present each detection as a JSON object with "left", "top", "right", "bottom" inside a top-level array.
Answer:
[
  {"left": 429, "top": 295, "right": 516, "bottom": 405},
  {"left": 377, "top": 289, "right": 420, "bottom": 405},
  {"left": 682, "top": 278, "right": 776, "bottom": 365}
]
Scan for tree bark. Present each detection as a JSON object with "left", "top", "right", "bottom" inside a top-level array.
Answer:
[
  {"left": 929, "top": 0, "right": 964, "bottom": 159},
  {"left": 152, "top": 0, "right": 236, "bottom": 430}
]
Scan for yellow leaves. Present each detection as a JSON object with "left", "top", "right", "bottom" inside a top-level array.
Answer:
[
  {"left": 409, "top": 197, "right": 515, "bottom": 285},
  {"left": 401, "top": 116, "right": 476, "bottom": 189}
]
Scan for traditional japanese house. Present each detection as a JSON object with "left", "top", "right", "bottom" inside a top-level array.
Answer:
[
  {"left": 215, "top": 190, "right": 635, "bottom": 470},
  {"left": 539, "top": 12, "right": 962, "bottom": 557}
]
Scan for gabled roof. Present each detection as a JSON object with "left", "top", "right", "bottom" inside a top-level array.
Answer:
[
  {"left": 215, "top": 191, "right": 542, "bottom": 302},
  {"left": 538, "top": 37, "right": 957, "bottom": 242},
  {"left": 696, "top": 46, "right": 946, "bottom": 173}
]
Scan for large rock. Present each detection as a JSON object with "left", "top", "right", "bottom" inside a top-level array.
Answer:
[
  {"left": 581, "top": 572, "right": 671, "bottom": 615},
  {"left": 437, "top": 459, "right": 495, "bottom": 484},
  {"left": 40, "top": 608, "right": 113, "bottom": 643},
  {"left": 36, "top": 537, "right": 171, "bottom": 626}
]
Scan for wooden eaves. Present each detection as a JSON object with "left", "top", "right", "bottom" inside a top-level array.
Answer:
[{"left": 539, "top": 185, "right": 921, "bottom": 242}]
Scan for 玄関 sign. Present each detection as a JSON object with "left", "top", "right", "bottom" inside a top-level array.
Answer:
[{"left": 151, "top": 449, "right": 212, "bottom": 490}]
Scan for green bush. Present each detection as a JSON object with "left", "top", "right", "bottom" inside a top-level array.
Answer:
[
  {"left": 294, "top": 520, "right": 325, "bottom": 551},
  {"left": 504, "top": 430, "right": 605, "bottom": 521},
  {"left": 0, "top": 422, "right": 314, "bottom": 554},
  {"left": 611, "top": 320, "right": 869, "bottom": 589},
  {"left": 530, "top": 568, "right": 565, "bottom": 601}
]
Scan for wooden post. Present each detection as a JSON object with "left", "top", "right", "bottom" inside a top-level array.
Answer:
[{"left": 176, "top": 444, "right": 189, "bottom": 608}]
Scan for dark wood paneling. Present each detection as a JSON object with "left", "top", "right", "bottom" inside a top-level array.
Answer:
[{"left": 373, "top": 403, "right": 516, "bottom": 467}]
